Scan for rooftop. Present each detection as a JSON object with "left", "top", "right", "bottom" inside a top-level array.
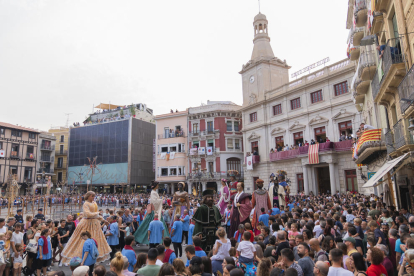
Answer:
[
  {"left": 155, "top": 110, "right": 188, "bottom": 119},
  {"left": 0, "top": 122, "right": 41, "bottom": 133}
]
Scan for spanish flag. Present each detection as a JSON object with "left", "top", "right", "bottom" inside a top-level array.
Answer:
[{"left": 355, "top": 129, "right": 382, "bottom": 155}]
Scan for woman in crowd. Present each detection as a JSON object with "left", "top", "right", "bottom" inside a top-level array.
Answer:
[
  {"left": 157, "top": 263, "right": 175, "bottom": 276},
  {"left": 109, "top": 252, "right": 125, "bottom": 276},
  {"left": 172, "top": 259, "right": 187, "bottom": 276},
  {"left": 223, "top": 264, "right": 236, "bottom": 276},
  {"left": 133, "top": 253, "right": 147, "bottom": 273}
]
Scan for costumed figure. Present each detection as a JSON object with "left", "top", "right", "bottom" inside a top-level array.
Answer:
[
  {"left": 134, "top": 181, "right": 170, "bottom": 244},
  {"left": 172, "top": 182, "right": 190, "bottom": 217},
  {"left": 216, "top": 178, "right": 230, "bottom": 216},
  {"left": 61, "top": 191, "right": 111, "bottom": 264},
  {"left": 228, "top": 170, "right": 239, "bottom": 202},
  {"left": 277, "top": 171, "right": 288, "bottom": 208},
  {"left": 251, "top": 179, "right": 271, "bottom": 229},
  {"left": 193, "top": 190, "right": 222, "bottom": 252},
  {"left": 268, "top": 173, "right": 279, "bottom": 208},
  {"left": 228, "top": 182, "right": 252, "bottom": 238}
]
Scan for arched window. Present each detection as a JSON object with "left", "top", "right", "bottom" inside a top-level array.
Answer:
[{"left": 226, "top": 158, "right": 241, "bottom": 173}]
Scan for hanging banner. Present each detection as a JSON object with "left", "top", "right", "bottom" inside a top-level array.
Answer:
[
  {"left": 198, "top": 147, "right": 205, "bottom": 155},
  {"left": 246, "top": 156, "right": 253, "bottom": 170},
  {"left": 206, "top": 147, "right": 213, "bottom": 155}
]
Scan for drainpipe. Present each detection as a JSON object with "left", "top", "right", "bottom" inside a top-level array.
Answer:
[{"left": 396, "top": 0, "right": 412, "bottom": 68}]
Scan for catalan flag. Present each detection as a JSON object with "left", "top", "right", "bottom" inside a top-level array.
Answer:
[
  {"left": 355, "top": 129, "right": 382, "bottom": 155},
  {"left": 308, "top": 144, "right": 319, "bottom": 164}
]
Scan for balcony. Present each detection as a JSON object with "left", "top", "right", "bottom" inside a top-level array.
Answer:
[
  {"left": 37, "top": 168, "right": 54, "bottom": 174},
  {"left": 354, "top": 0, "right": 367, "bottom": 27},
  {"left": 25, "top": 153, "right": 35, "bottom": 160},
  {"left": 349, "top": 46, "right": 360, "bottom": 61},
  {"left": 353, "top": 129, "right": 386, "bottom": 164},
  {"left": 385, "top": 120, "right": 414, "bottom": 157},
  {"left": 158, "top": 130, "right": 185, "bottom": 139},
  {"left": 350, "top": 26, "right": 365, "bottom": 46},
  {"left": 40, "top": 156, "right": 54, "bottom": 163},
  {"left": 333, "top": 139, "right": 353, "bottom": 152},
  {"left": 201, "top": 129, "right": 220, "bottom": 136},
  {"left": 40, "top": 144, "right": 55, "bottom": 151},
  {"left": 55, "top": 150, "right": 68, "bottom": 156},
  {"left": 187, "top": 147, "right": 220, "bottom": 157},
  {"left": 190, "top": 131, "right": 200, "bottom": 137},
  {"left": 374, "top": 38, "right": 406, "bottom": 103},
  {"left": 245, "top": 155, "right": 260, "bottom": 164},
  {"left": 371, "top": 11, "right": 384, "bottom": 35},
  {"left": 269, "top": 149, "right": 299, "bottom": 162},
  {"left": 372, "top": 68, "right": 380, "bottom": 100},
  {"left": 10, "top": 152, "right": 19, "bottom": 159},
  {"left": 399, "top": 64, "right": 414, "bottom": 115},
  {"left": 358, "top": 49, "right": 377, "bottom": 81},
  {"left": 186, "top": 172, "right": 244, "bottom": 181}
]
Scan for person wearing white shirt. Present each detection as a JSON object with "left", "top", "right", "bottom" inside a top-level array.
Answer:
[
  {"left": 327, "top": 248, "right": 353, "bottom": 276},
  {"left": 0, "top": 218, "right": 6, "bottom": 234}
]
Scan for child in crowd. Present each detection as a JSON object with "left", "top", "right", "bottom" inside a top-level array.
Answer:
[
  {"left": 229, "top": 247, "right": 237, "bottom": 263},
  {"left": 236, "top": 231, "right": 256, "bottom": 264},
  {"left": 288, "top": 223, "right": 300, "bottom": 241},
  {"left": 13, "top": 244, "right": 23, "bottom": 276},
  {"left": 125, "top": 222, "right": 132, "bottom": 237},
  {"left": 211, "top": 228, "right": 231, "bottom": 274}
]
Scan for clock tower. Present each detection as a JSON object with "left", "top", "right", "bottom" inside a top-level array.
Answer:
[{"left": 240, "top": 13, "right": 290, "bottom": 106}]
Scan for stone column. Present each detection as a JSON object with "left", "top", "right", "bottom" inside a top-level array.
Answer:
[
  {"left": 329, "top": 163, "right": 337, "bottom": 194},
  {"left": 303, "top": 165, "right": 309, "bottom": 195},
  {"left": 171, "top": 183, "right": 175, "bottom": 194},
  {"left": 188, "top": 182, "right": 192, "bottom": 194},
  {"left": 202, "top": 182, "right": 207, "bottom": 191},
  {"left": 311, "top": 167, "right": 318, "bottom": 195}
]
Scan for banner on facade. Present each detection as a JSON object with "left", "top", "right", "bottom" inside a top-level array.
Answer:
[
  {"left": 206, "top": 147, "right": 213, "bottom": 155},
  {"left": 198, "top": 147, "right": 205, "bottom": 155},
  {"left": 246, "top": 156, "right": 253, "bottom": 170},
  {"left": 190, "top": 148, "right": 198, "bottom": 155},
  {"left": 308, "top": 144, "right": 319, "bottom": 164},
  {"left": 0, "top": 150, "right": 4, "bottom": 157}
]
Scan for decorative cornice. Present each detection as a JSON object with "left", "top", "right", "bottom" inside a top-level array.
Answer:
[
  {"left": 309, "top": 115, "right": 329, "bottom": 126},
  {"left": 289, "top": 121, "right": 306, "bottom": 131},
  {"left": 247, "top": 132, "right": 261, "bottom": 141},
  {"left": 270, "top": 127, "right": 286, "bottom": 135},
  {"left": 188, "top": 111, "right": 242, "bottom": 120},
  {"left": 332, "top": 109, "right": 356, "bottom": 120}
]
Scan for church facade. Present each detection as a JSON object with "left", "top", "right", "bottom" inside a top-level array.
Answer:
[{"left": 240, "top": 13, "right": 370, "bottom": 195}]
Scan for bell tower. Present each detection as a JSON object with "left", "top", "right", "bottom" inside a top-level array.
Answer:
[{"left": 240, "top": 13, "right": 290, "bottom": 106}]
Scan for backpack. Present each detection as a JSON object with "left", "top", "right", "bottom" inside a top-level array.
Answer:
[{"left": 90, "top": 240, "right": 99, "bottom": 260}]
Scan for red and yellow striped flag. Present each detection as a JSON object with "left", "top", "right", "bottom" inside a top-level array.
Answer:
[
  {"left": 309, "top": 144, "right": 319, "bottom": 164},
  {"left": 356, "top": 129, "right": 381, "bottom": 154}
]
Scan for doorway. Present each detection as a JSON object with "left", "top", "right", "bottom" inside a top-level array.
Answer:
[
  {"left": 316, "top": 167, "right": 331, "bottom": 194},
  {"left": 399, "top": 185, "right": 412, "bottom": 212}
]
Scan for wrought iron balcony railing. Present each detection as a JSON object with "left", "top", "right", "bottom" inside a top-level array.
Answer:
[
  {"left": 389, "top": 119, "right": 414, "bottom": 152},
  {"left": 399, "top": 64, "right": 414, "bottom": 114},
  {"left": 382, "top": 37, "right": 404, "bottom": 79},
  {"left": 158, "top": 131, "right": 185, "bottom": 139},
  {"left": 40, "top": 144, "right": 55, "bottom": 151}
]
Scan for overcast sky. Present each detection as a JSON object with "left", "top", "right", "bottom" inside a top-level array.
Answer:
[{"left": 0, "top": 0, "right": 349, "bottom": 131}]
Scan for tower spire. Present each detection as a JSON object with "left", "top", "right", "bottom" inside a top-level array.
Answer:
[
  {"left": 258, "top": 0, "right": 260, "bottom": 13},
  {"left": 251, "top": 13, "right": 275, "bottom": 60}
]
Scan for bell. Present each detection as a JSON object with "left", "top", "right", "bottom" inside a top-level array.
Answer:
[{"left": 408, "top": 117, "right": 414, "bottom": 132}]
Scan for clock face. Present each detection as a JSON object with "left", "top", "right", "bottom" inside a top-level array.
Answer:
[{"left": 249, "top": 75, "right": 255, "bottom": 83}]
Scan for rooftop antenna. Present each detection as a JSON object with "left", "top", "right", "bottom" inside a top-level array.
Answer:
[
  {"left": 258, "top": 0, "right": 261, "bottom": 13},
  {"left": 65, "top": 113, "right": 72, "bottom": 128}
]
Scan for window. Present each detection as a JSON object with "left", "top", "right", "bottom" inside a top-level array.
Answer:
[
  {"left": 338, "top": 121, "right": 353, "bottom": 137},
  {"left": 0, "top": 128, "right": 4, "bottom": 135},
  {"left": 161, "top": 168, "right": 168, "bottom": 176},
  {"left": 208, "top": 162, "right": 214, "bottom": 173},
  {"left": 226, "top": 158, "right": 241, "bottom": 173},
  {"left": 334, "top": 81, "right": 349, "bottom": 96},
  {"left": 193, "top": 141, "right": 199, "bottom": 148},
  {"left": 207, "top": 121, "right": 214, "bottom": 133},
  {"left": 251, "top": 141, "right": 258, "bottom": 153},
  {"left": 250, "top": 112, "right": 257, "bottom": 122},
  {"left": 169, "top": 168, "right": 177, "bottom": 176},
  {"left": 310, "top": 90, "right": 323, "bottom": 103},
  {"left": 11, "top": 144, "right": 19, "bottom": 157},
  {"left": 314, "top": 127, "right": 326, "bottom": 142},
  {"left": 234, "top": 121, "right": 239, "bottom": 131},
  {"left": 60, "top": 135, "right": 64, "bottom": 142},
  {"left": 235, "top": 139, "right": 240, "bottom": 150},
  {"left": 0, "top": 142, "right": 2, "bottom": 150},
  {"left": 161, "top": 146, "right": 168, "bottom": 153},
  {"left": 293, "top": 132, "right": 303, "bottom": 145},
  {"left": 273, "top": 104, "right": 282, "bottom": 115},
  {"left": 26, "top": 146, "right": 34, "bottom": 159},
  {"left": 192, "top": 123, "right": 199, "bottom": 134},
  {"left": 59, "top": 145, "right": 64, "bottom": 153},
  {"left": 10, "top": 166, "right": 17, "bottom": 175},
  {"left": 297, "top": 173, "right": 304, "bottom": 193},
  {"left": 226, "top": 121, "right": 233, "bottom": 131},
  {"left": 345, "top": 170, "right": 358, "bottom": 192},
  {"left": 178, "top": 143, "right": 185, "bottom": 153},
  {"left": 11, "top": 130, "right": 22, "bottom": 137},
  {"left": 170, "top": 146, "right": 177, "bottom": 152},
  {"left": 58, "top": 172, "right": 63, "bottom": 182},
  {"left": 24, "top": 167, "right": 32, "bottom": 182},
  {"left": 227, "top": 139, "right": 234, "bottom": 150},
  {"left": 207, "top": 139, "right": 214, "bottom": 148},
  {"left": 253, "top": 176, "right": 259, "bottom": 190},
  {"left": 57, "top": 158, "right": 63, "bottom": 168},
  {"left": 164, "top": 127, "right": 170, "bottom": 138},
  {"left": 291, "top": 98, "right": 301, "bottom": 110},
  {"left": 275, "top": 136, "right": 284, "bottom": 148},
  {"left": 29, "top": 133, "right": 35, "bottom": 139}
]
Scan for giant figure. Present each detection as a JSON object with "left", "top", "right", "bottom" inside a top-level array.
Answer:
[
  {"left": 251, "top": 179, "right": 271, "bottom": 229},
  {"left": 216, "top": 178, "right": 230, "bottom": 216},
  {"left": 228, "top": 182, "right": 252, "bottom": 238},
  {"left": 193, "top": 190, "right": 222, "bottom": 252}
]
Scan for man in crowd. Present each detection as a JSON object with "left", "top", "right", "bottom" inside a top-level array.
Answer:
[
  {"left": 148, "top": 212, "right": 164, "bottom": 248},
  {"left": 137, "top": 248, "right": 160, "bottom": 276}
]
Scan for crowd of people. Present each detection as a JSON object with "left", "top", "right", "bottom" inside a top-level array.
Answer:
[{"left": 1, "top": 184, "right": 414, "bottom": 276}]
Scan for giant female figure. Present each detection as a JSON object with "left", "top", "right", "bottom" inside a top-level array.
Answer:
[
  {"left": 216, "top": 179, "right": 230, "bottom": 216},
  {"left": 134, "top": 181, "right": 169, "bottom": 244},
  {"left": 61, "top": 191, "right": 111, "bottom": 264},
  {"left": 228, "top": 182, "right": 252, "bottom": 238}
]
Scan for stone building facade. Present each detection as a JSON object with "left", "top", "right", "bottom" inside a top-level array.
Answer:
[{"left": 240, "top": 13, "right": 362, "bottom": 195}]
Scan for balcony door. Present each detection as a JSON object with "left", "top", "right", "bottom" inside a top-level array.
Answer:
[
  {"left": 207, "top": 121, "right": 214, "bottom": 133},
  {"left": 345, "top": 169, "right": 358, "bottom": 192},
  {"left": 164, "top": 128, "right": 169, "bottom": 138},
  {"left": 226, "top": 158, "right": 241, "bottom": 174}
]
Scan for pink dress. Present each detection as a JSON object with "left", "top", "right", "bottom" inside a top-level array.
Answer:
[{"left": 217, "top": 185, "right": 230, "bottom": 215}]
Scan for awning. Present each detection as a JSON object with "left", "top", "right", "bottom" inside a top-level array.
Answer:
[
  {"left": 94, "top": 103, "right": 123, "bottom": 110},
  {"left": 362, "top": 153, "right": 409, "bottom": 188},
  {"left": 103, "top": 186, "right": 111, "bottom": 188}
]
